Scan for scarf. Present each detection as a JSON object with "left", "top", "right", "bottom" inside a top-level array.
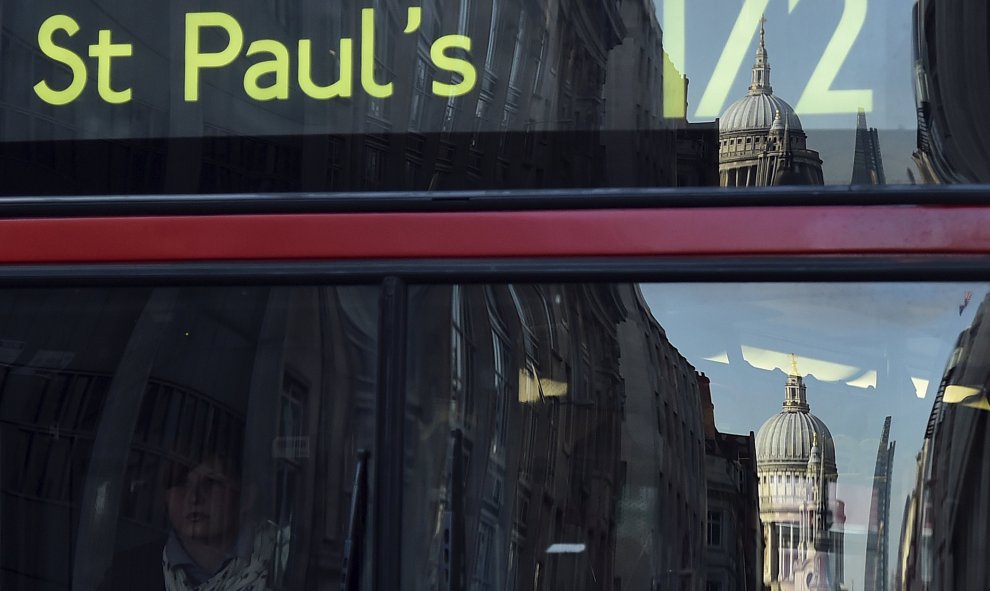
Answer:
[{"left": 162, "top": 522, "right": 278, "bottom": 591}]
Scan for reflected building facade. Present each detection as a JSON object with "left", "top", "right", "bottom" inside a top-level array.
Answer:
[
  {"left": 897, "top": 292, "right": 990, "bottom": 590},
  {"left": 617, "top": 286, "right": 709, "bottom": 591},
  {"left": 403, "top": 283, "right": 711, "bottom": 591},
  {"left": 603, "top": 0, "right": 679, "bottom": 187},
  {"left": 0, "top": 287, "right": 380, "bottom": 591},
  {"left": 0, "top": 0, "right": 698, "bottom": 195},
  {"left": 755, "top": 372, "right": 844, "bottom": 591},
  {"left": 911, "top": 0, "right": 990, "bottom": 184},
  {"left": 700, "top": 375, "right": 763, "bottom": 591},
  {"left": 718, "top": 23, "right": 824, "bottom": 187},
  {"left": 678, "top": 121, "right": 721, "bottom": 187}
]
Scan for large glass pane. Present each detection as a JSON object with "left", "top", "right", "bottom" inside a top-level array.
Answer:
[
  {"left": 401, "top": 282, "right": 990, "bottom": 591},
  {"left": 0, "top": 286, "right": 378, "bottom": 591},
  {"left": 0, "top": 0, "right": 986, "bottom": 193}
]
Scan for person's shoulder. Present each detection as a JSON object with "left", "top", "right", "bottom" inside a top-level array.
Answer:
[{"left": 97, "top": 538, "right": 166, "bottom": 591}]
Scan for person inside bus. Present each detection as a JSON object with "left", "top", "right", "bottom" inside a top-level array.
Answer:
[{"left": 99, "top": 451, "right": 278, "bottom": 591}]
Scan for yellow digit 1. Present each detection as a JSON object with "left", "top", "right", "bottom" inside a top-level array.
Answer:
[
  {"left": 695, "top": 0, "right": 770, "bottom": 119},
  {"left": 662, "top": 0, "right": 686, "bottom": 118},
  {"left": 794, "top": 0, "right": 872, "bottom": 114}
]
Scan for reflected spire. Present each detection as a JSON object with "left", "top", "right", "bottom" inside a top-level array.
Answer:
[
  {"left": 749, "top": 16, "right": 773, "bottom": 95},
  {"left": 783, "top": 363, "right": 810, "bottom": 412}
]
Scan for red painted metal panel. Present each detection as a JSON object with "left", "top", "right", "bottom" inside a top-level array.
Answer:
[{"left": 0, "top": 205, "right": 984, "bottom": 263}]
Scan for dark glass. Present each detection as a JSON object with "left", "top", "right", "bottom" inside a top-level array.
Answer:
[
  {"left": 0, "top": 286, "right": 379, "bottom": 591},
  {"left": 3, "top": 281, "right": 990, "bottom": 590},
  {"left": 0, "top": 0, "right": 983, "bottom": 193}
]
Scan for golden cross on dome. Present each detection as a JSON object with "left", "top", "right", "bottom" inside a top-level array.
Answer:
[{"left": 790, "top": 353, "right": 799, "bottom": 376}]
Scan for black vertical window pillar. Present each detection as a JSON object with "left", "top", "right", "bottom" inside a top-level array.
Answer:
[{"left": 374, "top": 277, "right": 407, "bottom": 591}]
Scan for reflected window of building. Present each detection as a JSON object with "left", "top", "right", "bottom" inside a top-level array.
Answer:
[{"left": 707, "top": 510, "right": 723, "bottom": 547}]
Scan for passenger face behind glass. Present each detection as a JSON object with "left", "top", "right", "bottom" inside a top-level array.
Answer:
[{"left": 165, "top": 455, "right": 253, "bottom": 565}]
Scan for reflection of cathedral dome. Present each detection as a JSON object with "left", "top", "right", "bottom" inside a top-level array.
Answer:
[
  {"left": 756, "top": 371, "right": 844, "bottom": 589},
  {"left": 756, "top": 407, "right": 836, "bottom": 471},
  {"left": 717, "top": 21, "right": 824, "bottom": 187},
  {"left": 755, "top": 373, "right": 837, "bottom": 473},
  {"left": 720, "top": 94, "right": 802, "bottom": 134}
]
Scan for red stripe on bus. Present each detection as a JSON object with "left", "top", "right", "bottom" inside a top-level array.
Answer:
[{"left": 0, "top": 206, "right": 983, "bottom": 263}]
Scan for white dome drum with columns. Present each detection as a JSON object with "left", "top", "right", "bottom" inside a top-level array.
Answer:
[{"left": 755, "top": 367, "right": 845, "bottom": 591}]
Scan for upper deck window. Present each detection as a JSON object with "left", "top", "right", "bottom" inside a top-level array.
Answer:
[{"left": 0, "top": 0, "right": 983, "bottom": 194}]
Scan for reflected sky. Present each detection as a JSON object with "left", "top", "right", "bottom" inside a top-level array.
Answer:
[
  {"left": 642, "top": 282, "right": 988, "bottom": 588},
  {"left": 657, "top": 0, "right": 916, "bottom": 129},
  {"left": 656, "top": 0, "right": 918, "bottom": 183}
]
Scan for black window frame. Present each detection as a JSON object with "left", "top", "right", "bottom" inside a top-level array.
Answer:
[{"left": 3, "top": 190, "right": 990, "bottom": 590}]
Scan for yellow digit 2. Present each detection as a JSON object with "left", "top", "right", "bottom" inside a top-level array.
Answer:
[
  {"left": 695, "top": 0, "right": 770, "bottom": 119},
  {"left": 794, "top": 0, "right": 872, "bottom": 114},
  {"left": 662, "top": 0, "right": 686, "bottom": 118}
]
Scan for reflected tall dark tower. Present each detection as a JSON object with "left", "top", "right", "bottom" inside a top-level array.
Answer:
[
  {"left": 864, "top": 416, "right": 895, "bottom": 591},
  {"left": 851, "top": 110, "right": 887, "bottom": 185}
]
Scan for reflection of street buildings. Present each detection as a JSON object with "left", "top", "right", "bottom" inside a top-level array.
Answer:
[
  {"left": 617, "top": 286, "right": 708, "bottom": 591},
  {"left": 911, "top": 0, "right": 990, "bottom": 184},
  {"left": 0, "top": 0, "right": 714, "bottom": 194},
  {"left": 893, "top": 435, "right": 931, "bottom": 591},
  {"left": 603, "top": 0, "right": 677, "bottom": 187},
  {"left": 897, "top": 293, "right": 990, "bottom": 590},
  {"left": 403, "top": 284, "right": 721, "bottom": 590},
  {"left": 851, "top": 110, "right": 887, "bottom": 185},
  {"left": 755, "top": 372, "right": 845, "bottom": 591},
  {"left": 0, "top": 287, "right": 379, "bottom": 590},
  {"left": 863, "top": 417, "right": 894, "bottom": 591},
  {"left": 700, "top": 375, "right": 764, "bottom": 591},
  {"left": 678, "top": 122, "right": 721, "bottom": 187},
  {"left": 718, "top": 23, "right": 824, "bottom": 187}
]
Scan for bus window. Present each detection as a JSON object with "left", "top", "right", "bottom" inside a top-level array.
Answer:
[
  {"left": 2, "top": 279, "right": 990, "bottom": 589},
  {"left": 0, "top": 286, "right": 378, "bottom": 591},
  {"left": 400, "top": 281, "right": 988, "bottom": 591},
  {"left": 0, "top": 0, "right": 985, "bottom": 194}
]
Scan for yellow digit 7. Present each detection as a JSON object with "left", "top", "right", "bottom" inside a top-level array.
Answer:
[
  {"left": 694, "top": 0, "right": 770, "bottom": 119},
  {"left": 794, "top": 0, "right": 872, "bottom": 114}
]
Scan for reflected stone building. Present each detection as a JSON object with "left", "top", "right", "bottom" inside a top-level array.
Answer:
[
  {"left": 911, "top": 0, "right": 990, "bottom": 184},
  {"left": 897, "top": 292, "right": 990, "bottom": 590},
  {"left": 603, "top": 0, "right": 679, "bottom": 187},
  {"left": 718, "top": 23, "right": 824, "bottom": 187},
  {"left": 755, "top": 371, "right": 845, "bottom": 591},
  {"left": 701, "top": 375, "right": 763, "bottom": 591},
  {"left": 0, "top": 0, "right": 695, "bottom": 196},
  {"left": 403, "top": 284, "right": 710, "bottom": 591},
  {"left": 617, "top": 287, "right": 708, "bottom": 591}
]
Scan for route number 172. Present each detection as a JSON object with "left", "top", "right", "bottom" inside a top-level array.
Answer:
[{"left": 662, "top": 0, "right": 873, "bottom": 119}]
